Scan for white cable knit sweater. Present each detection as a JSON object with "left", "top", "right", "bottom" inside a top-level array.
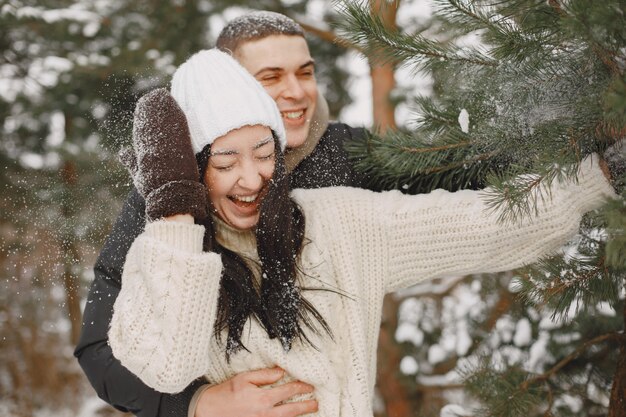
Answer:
[{"left": 109, "top": 158, "right": 615, "bottom": 417}]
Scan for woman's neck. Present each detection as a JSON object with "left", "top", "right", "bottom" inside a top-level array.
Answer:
[{"left": 212, "top": 215, "right": 257, "bottom": 258}]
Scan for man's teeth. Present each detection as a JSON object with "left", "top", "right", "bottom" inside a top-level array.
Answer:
[
  {"left": 282, "top": 110, "right": 304, "bottom": 120},
  {"left": 233, "top": 194, "right": 258, "bottom": 203}
]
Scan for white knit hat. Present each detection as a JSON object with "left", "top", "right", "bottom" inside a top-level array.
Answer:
[{"left": 170, "top": 49, "right": 286, "bottom": 154}]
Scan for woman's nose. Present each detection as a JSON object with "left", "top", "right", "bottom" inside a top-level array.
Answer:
[{"left": 237, "top": 161, "right": 263, "bottom": 190}]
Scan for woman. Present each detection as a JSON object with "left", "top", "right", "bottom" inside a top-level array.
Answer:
[{"left": 109, "top": 49, "right": 618, "bottom": 417}]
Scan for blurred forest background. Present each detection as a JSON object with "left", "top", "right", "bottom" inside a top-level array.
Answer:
[{"left": 1, "top": 1, "right": 624, "bottom": 417}]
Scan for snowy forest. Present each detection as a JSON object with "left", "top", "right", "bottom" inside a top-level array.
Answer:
[{"left": 1, "top": 1, "right": 624, "bottom": 417}]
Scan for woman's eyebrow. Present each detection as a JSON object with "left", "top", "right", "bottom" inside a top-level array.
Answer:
[
  {"left": 210, "top": 148, "right": 238, "bottom": 156},
  {"left": 210, "top": 136, "right": 273, "bottom": 156},
  {"left": 253, "top": 136, "right": 274, "bottom": 150}
]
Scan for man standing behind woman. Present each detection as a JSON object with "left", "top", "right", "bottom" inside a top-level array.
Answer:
[{"left": 75, "top": 11, "right": 369, "bottom": 417}]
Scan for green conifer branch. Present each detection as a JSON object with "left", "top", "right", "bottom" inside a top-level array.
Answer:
[
  {"left": 346, "top": 129, "right": 499, "bottom": 192},
  {"left": 520, "top": 331, "right": 622, "bottom": 390},
  {"left": 517, "top": 255, "right": 622, "bottom": 321},
  {"left": 464, "top": 328, "right": 621, "bottom": 417},
  {"left": 435, "top": 0, "right": 505, "bottom": 32},
  {"left": 337, "top": 0, "right": 626, "bottom": 415},
  {"left": 335, "top": 1, "right": 497, "bottom": 69}
]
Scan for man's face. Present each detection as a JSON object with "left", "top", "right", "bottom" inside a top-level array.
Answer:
[{"left": 235, "top": 35, "right": 318, "bottom": 149}]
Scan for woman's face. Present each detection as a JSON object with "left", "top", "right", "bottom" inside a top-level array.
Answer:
[{"left": 205, "top": 124, "right": 276, "bottom": 230}]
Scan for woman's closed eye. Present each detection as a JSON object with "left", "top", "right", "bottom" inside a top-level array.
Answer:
[
  {"left": 214, "top": 164, "right": 234, "bottom": 172},
  {"left": 209, "top": 156, "right": 237, "bottom": 171},
  {"left": 257, "top": 152, "right": 275, "bottom": 161}
]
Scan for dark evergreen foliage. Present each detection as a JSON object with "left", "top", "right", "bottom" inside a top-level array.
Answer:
[{"left": 336, "top": 1, "right": 625, "bottom": 415}]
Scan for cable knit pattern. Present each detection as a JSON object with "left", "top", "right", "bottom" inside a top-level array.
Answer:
[
  {"left": 109, "top": 221, "right": 223, "bottom": 393},
  {"left": 109, "top": 157, "right": 615, "bottom": 415}
]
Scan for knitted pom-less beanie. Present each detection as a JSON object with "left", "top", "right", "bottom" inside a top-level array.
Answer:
[{"left": 170, "top": 49, "right": 286, "bottom": 154}]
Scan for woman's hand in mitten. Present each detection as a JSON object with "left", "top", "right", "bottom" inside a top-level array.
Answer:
[{"left": 129, "top": 88, "right": 208, "bottom": 221}]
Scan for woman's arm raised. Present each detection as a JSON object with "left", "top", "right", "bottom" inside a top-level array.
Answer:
[{"left": 294, "top": 155, "right": 616, "bottom": 294}]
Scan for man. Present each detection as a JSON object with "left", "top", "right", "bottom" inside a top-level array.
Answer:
[{"left": 74, "top": 11, "right": 367, "bottom": 417}]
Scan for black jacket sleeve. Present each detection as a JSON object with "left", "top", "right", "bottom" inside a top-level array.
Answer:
[{"left": 74, "top": 188, "right": 203, "bottom": 416}]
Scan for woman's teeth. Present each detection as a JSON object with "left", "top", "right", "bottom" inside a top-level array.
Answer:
[{"left": 231, "top": 194, "right": 258, "bottom": 203}]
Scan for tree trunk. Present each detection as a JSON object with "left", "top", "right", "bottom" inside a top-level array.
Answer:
[
  {"left": 369, "top": 0, "right": 398, "bottom": 134},
  {"left": 371, "top": 2, "right": 404, "bottom": 415},
  {"left": 608, "top": 286, "right": 626, "bottom": 417},
  {"left": 376, "top": 294, "right": 412, "bottom": 417}
]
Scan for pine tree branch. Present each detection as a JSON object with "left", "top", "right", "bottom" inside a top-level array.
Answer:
[
  {"left": 543, "top": 384, "right": 555, "bottom": 417},
  {"left": 421, "top": 150, "right": 498, "bottom": 174},
  {"left": 443, "top": 0, "right": 492, "bottom": 28},
  {"left": 543, "top": 257, "right": 608, "bottom": 303},
  {"left": 547, "top": 0, "right": 565, "bottom": 17},
  {"left": 520, "top": 331, "right": 622, "bottom": 391},
  {"left": 591, "top": 45, "right": 622, "bottom": 77},
  {"left": 608, "top": 287, "right": 626, "bottom": 417},
  {"left": 335, "top": 1, "right": 497, "bottom": 68},
  {"left": 295, "top": 19, "right": 365, "bottom": 53},
  {"left": 414, "top": 382, "right": 465, "bottom": 391},
  {"left": 399, "top": 141, "right": 471, "bottom": 153}
]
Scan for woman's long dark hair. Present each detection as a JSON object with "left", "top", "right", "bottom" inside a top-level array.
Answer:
[{"left": 196, "top": 134, "right": 332, "bottom": 358}]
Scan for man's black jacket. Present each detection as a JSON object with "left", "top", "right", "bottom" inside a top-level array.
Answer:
[{"left": 74, "top": 122, "right": 366, "bottom": 417}]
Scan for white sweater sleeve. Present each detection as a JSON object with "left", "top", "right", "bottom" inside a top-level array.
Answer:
[
  {"left": 294, "top": 156, "right": 616, "bottom": 294},
  {"left": 381, "top": 156, "right": 616, "bottom": 291},
  {"left": 108, "top": 220, "right": 223, "bottom": 393}
]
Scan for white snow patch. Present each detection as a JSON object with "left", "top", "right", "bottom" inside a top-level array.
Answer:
[
  {"left": 397, "top": 0, "right": 433, "bottom": 28},
  {"left": 398, "top": 297, "right": 423, "bottom": 322},
  {"left": 587, "top": 382, "right": 610, "bottom": 407},
  {"left": 527, "top": 331, "right": 551, "bottom": 372},
  {"left": 338, "top": 51, "right": 372, "bottom": 127},
  {"left": 539, "top": 314, "right": 563, "bottom": 330},
  {"left": 554, "top": 394, "right": 583, "bottom": 413},
  {"left": 440, "top": 404, "right": 474, "bottom": 417},
  {"left": 400, "top": 355, "right": 419, "bottom": 375},
  {"left": 596, "top": 301, "right": 616, "bottom": 317},
  {"left": 82, "top": 20, "right": 100, "bottom": 37},
  {"left": 305, "top": 0, "right": 326, "bottom": 22},
  {"left": 495, "top": 315, "right": 515, "bottom": 343},
  {"left": 458, "top": 109, "right": 469, "bottom": 133},
  {"left": 455, "top": 323, "right": 472, "bottom": 356},
  {"left": 46, "top": 111, "right": 65, "bottom": 147},
  {"left": 417, "top": 370, "right": 463, "bottom": 386},
  {"left": 428, "top": 344, "right": 447, "bottom": 364},
  {"left": 513, "top": 318, "right": 532, "bottom": 347},
  {"left": 19, "top": 153, "right": 44, "bottom": 169},
  {"left": 508, "top": 276, "right": 523, "bottom": 293},
  {"left": 499, "top": 345, "right": 525, "bottom": 366},
  {"left": 394, "top": 63, "right": 434, "bottom": 127},
  {"left": 395, "top": 322, "right": 424, "bottom": 346}
]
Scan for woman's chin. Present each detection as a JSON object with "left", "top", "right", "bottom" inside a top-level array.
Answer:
[{"left": 220, "top": 213, "right": 260, "bottom": 231}]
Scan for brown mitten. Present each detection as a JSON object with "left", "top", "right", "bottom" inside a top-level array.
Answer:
[{"left": 127, "top": 88, "right": 208, "bottom": 221}]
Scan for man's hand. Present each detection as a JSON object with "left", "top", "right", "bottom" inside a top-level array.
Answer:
[{"left": 194, "top": 368, "right": 318, "bottom": 417}]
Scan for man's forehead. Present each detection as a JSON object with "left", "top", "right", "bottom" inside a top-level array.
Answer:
[{"left": 235, "top": 35, "right": 312, "bottom": 72}]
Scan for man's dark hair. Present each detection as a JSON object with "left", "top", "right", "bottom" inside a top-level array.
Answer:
[{"left": 216, "top": 11, "right": 305, "bottom": 55}]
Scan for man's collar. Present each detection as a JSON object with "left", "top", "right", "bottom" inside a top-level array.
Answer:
[{"left": 284, "top": 90, "right": 330, "bottom": 173}]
